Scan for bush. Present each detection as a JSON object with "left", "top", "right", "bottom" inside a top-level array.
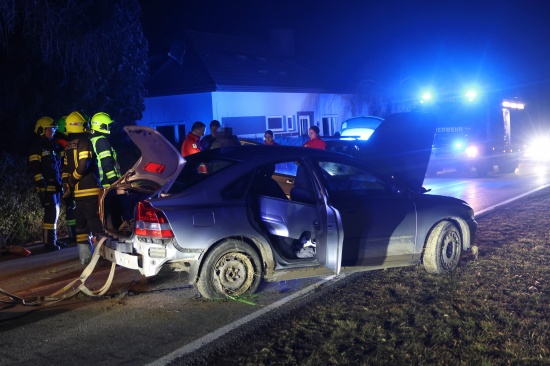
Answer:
[{"left": 0, "top": 152, "right": 66, "bottom": 246}]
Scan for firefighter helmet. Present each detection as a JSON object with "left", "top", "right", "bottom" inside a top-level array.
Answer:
[
  {"left": 56, "top": 116, "right": 68, "bottom": 135},
  {"left": 34, "top": 117, "right": 56, "bottom": 136},
  {"left": 90, "top": 112, "right": 113, "bottom": 134},
  {"left": 65, "top": 111, "right": 89, "bottom": 134}
]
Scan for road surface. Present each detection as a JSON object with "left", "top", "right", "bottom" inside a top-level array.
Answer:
[{"left": 1, "top": 160, "right": 549, "bottom": 365}]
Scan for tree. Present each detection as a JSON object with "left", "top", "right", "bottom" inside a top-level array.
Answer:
[{"left": 0, "top": 0, "right": 148, "bottom": 153}]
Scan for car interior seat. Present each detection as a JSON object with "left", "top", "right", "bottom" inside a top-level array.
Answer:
[
  {"left": 254, "top": 164, "right": 287, "bottom": 200},
  {"left": 290, "top": 165, "right": 315, "bottom": 204}
]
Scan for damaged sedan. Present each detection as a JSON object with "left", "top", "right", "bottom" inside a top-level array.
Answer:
[{"left": 99, "top": 112, "right": 477, "bottom": 299}]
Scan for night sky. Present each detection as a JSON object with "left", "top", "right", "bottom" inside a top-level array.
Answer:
[{"left": 140, "top": 0, "right": 550, "bottom": 127}]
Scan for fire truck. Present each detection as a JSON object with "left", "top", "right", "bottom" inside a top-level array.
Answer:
[{"left": 420, "top": 89, "right": 525, "bottom": 177}]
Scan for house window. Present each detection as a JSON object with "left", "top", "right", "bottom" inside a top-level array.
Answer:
[
  {"left": 155, "top": 125, "right": 176, "bottom": 142},
  {"left": 153, "top": 124, "right": 185, "bottom": 147},
  {"left": 286, "top": 115, "right": 295, "bottom": 131},
  {"left": 266, "top": 116, "right": 284, "bottom": 132}
]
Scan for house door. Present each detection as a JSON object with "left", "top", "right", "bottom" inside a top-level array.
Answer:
[
  {"left": 299, "top": 115, "right": 311, "bottom": 136},
  {"left": 322, "top": 116, "right": 338, "bottom": 136}
]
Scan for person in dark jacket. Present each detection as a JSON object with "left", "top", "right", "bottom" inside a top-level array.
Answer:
[
  {"left": 62, "top": 111, "right": 102, "bottom": 264},
  {"left": 89, "top": 112, "right": 120, "bottom": 188},
  {"left": 54, "top": 115, "right": 77, "bottom": 244},
  {"left": 200, "top": 119, "right": 221, "bottom": 150},
  {"left": 28, "top": 117, "right": 66, "bottom": 251}
]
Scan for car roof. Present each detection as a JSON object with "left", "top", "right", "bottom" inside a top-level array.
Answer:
[{"left": 186, "top": 144, "right": 347, "bottom": 163}]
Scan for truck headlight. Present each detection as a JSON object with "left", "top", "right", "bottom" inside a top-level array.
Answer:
[{"left": 465, "top": 146, "right": 478, "bottom": 158}]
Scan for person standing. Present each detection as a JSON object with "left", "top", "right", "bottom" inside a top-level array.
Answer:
[
  {"left": 28, "top": 117, "right": 66, "bottom": 251},
  {"left": 303, "top": 126, "right": 326, "bottom": 150},
  {"left": 181, "top": 121, "right": 206, "bottom": 157},
  {"left": 200, "top": 120, "right": 220, "bottom": 150},
  {"left": 62, "top": 111, "right": 102, "bottom": 264},
  {"left": 264, "top": 130, "right": 278, "bottom": 145},
  {"left": 54, "top": 115, "right": 77, "bottom": 244},
  {"left": 89, "top": 112, "right": 121, "bottom": 188}
]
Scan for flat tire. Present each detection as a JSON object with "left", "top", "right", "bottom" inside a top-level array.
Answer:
[
  {"left": 423, "top": 220, "right": 462, "bottom": 274},
  {"left": 196, "top": 240, "right": 262, "bottom": 300}
]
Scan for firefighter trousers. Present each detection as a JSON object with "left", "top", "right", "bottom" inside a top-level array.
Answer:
[{"left": 74, "top": 197, "right": 104, "bottom": 245}]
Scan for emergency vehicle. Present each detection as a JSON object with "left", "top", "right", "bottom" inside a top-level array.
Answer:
[{"left": 420, "top": 89, "right": 525, "bottom": 177}]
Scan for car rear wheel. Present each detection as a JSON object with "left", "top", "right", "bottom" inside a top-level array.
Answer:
[
  {"left": 423, "top": 220, "right": 462, "bottom": 274},
  {"left": 196, "top": 240, "right": 262, "bottom": 300}
]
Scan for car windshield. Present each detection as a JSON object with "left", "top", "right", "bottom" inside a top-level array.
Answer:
[{"left": 168, "top": 156, "right": 237, "bottom": 194}]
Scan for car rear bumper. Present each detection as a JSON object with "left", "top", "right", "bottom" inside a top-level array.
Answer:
[{"left": 99, "top": 237, "right": 182, "bottom": 277}]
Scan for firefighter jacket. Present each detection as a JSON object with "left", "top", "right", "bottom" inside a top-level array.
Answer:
[
  {"left": 62, "top": 133, "right": 101, "bottom": 199},
  {"left": 28, "top": 135, "right": 62, "bottom": 193},
  {"left": 90, "top": 134, "right": 120, "bottom": 188}
]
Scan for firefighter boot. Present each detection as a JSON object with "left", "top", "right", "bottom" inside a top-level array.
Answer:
[
  {"left": 43, "top": 229, "right": 60, "bottom": 252},
  {"left": 52, "top": 229, "right": 67, "bottom": 249},
  {"left": 78, "top": 243, "right": 94, "bottom": 265},
  {"left": 67, "top": 225, "right": 77, "bottom": 245}
]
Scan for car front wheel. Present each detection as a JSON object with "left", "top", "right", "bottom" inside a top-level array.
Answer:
[
  {"left": 196, "top": 240, "right": 262, "bottom": 300},
  {"left": 423, "top": 220, "right": 462, "bottom": 274}
]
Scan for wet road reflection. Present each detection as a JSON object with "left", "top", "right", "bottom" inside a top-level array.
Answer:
[{"left": 424, "top": 161, "right": 550, "bottom": 215}]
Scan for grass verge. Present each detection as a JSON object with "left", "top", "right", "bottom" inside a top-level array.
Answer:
[{"left": 199, "top": 188, "right": 550, "bottom": 366}]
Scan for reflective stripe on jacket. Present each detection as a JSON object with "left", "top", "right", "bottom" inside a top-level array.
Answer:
[
  {"left": 90, "top": 134, "right": 121, "bottom": 188},
  {"left": 28, "top": 135, "right": 62, "bottom": 193},
  {"left": 63, "top": 133, "right": 101, "bottom": 199}
]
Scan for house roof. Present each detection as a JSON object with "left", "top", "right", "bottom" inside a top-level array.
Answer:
[{"left": 145, "top": 31, "right": 329, "bottom": 97}]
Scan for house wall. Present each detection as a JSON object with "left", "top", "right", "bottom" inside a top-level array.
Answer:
[
  {"left": 211, "top": 92, "right": 354, "bottom": 136},
  {"left": 139, "top": 90, "right": 357, "bottom": 142}
]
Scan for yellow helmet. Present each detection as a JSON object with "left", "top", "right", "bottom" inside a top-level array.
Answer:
[
  {"left": 90, "top": 112, "right": 113, "bottom": 134},
  {"left": 34, "top": 117, "right": 56, "bottom": 136},
  {"left": 65, "top": 111, "right": 89, "bottom": 134}
]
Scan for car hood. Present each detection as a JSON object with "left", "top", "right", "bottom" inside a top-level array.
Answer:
[
  {"left": 122, "top": 125, "right": 184, "bottom": 190},
  {"left": 355, "top": 112, "right": 436, "bottom": 192}
]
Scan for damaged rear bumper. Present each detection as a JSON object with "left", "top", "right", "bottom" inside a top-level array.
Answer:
[{"left": 98, "top": 237, "right": 182, "bottom": 277}]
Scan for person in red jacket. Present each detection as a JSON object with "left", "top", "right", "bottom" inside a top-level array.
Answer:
[
  {"left": 303, "top": 126, "right": 326, "bottom": 150},
  {"left": 181, "top": 121, "right": 206, "bottom": 157},
  {"left": 264, "top": 130, "right": 278, "bottom": 145}
]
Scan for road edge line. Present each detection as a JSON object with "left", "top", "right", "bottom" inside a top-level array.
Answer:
[
  {"left": 146, "top": 273, "right": 347, "bottom": 366},
  {"left": 475, "top": 184, "right": 550, "bottom": 218}
]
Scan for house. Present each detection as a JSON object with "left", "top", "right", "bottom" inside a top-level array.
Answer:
[{"left": 139, "top": 30, "right": 368, "bottom": 145}]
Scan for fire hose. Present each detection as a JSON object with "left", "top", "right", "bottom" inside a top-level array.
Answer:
[{"left": 0, "top": 237, "right": 116, "bottom": 307}]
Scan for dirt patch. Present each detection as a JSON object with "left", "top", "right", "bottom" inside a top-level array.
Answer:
[{"left": 185, "top": 188, "right": 550, "bottom": 365}]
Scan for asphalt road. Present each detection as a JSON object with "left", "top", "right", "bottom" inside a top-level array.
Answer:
[{"left": 1, "top": 159, "right": 549, "bottom": 366}]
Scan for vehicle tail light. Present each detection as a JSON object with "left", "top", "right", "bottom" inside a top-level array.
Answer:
[{"left": 135, "top": 201, "right": 174, "bottom": 238}]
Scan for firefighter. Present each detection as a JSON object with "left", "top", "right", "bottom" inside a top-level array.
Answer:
[
  {"left": 54, "top": 116, "right": 77, "bottom": 244},
  {"left": 89, "top": 112, "right": 121, "bottom": 188},
  {"left": 28, "top": 117, "right": 66, "bottom": 251},
  {"left": 62, "top": 111, "right": 103, "bottom": 264}
]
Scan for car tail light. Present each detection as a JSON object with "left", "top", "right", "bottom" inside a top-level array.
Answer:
[{"left": 135, "top": 201, "right": 174, "bottom": 238}]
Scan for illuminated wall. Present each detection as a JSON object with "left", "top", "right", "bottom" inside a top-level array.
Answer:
[{"left": 140, "top": 90, "right": 357, "bottom": 140}]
